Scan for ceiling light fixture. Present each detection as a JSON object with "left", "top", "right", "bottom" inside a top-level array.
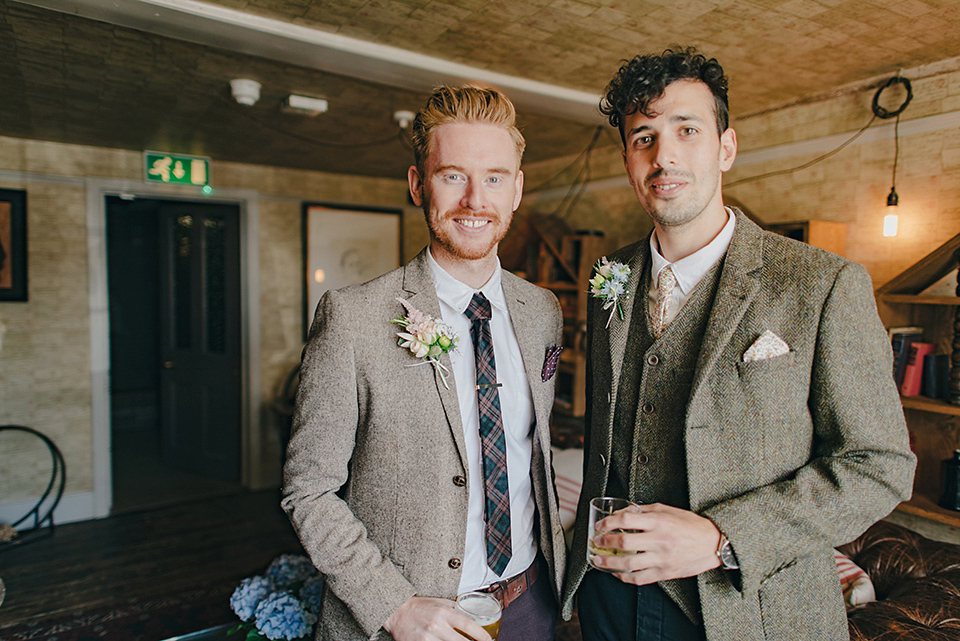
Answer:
[
  {"left": 284, "top": 94, "right": 329, "bottom": 116},
  {"left": 393, "top": 110, "right": 415, "bottom": 130},
  {"left": 230, "top": 79, "right": 261, "bottom": 106},
  {"left": 872, "top": 73, "right": 912, "bottom": 238}
]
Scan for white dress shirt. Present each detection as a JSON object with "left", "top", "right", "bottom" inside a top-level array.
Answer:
[
  {"left": 426, "top": 249, "right": 537, "bottom": 592},
  {"left": 648, "top": 208, "right": 737, "bottom": 324}
]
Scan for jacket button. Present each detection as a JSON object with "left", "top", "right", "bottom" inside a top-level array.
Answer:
[
  {"left": 641, "top": 402, "right": 655, "bottom": 414},
  {"left": 599, "top": 454, "right": 607, "bottom": 467},
  {"left": 636, "top": 452, "right": 650, "bottom": 464},
  {"left": 448, "top": 558, "right": 462, "bottom": 569},
  {"left": 453, "top": 475, "right": 466, "bottom": 487},
  {"left": 647, "top": 354, "right": 659, "bottom": 366},
  {"left": 607, "top": 392, "right": 612, "bottom": 403}
]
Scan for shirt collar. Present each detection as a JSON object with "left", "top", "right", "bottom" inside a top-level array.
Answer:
[
  {"left": 649, "top": 207, "right": 736, "bottom": 294},
  {"left": 426, "top": 248, "right": 506, "bottom": 314}
]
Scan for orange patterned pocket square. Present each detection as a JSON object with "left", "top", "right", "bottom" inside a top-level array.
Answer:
[{"left": 743, "top": 330, "right": 790, "bottom": 362}]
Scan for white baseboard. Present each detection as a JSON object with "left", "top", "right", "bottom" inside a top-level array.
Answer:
[{"left": 0, "top": 491, "right": 97, "bottom": 530}]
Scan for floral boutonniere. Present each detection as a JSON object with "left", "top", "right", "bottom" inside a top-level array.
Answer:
[
  {"left": 391, "top": 297, "right": 458, "bottom": 389},
  {"left": 589, "top": 257, "right": 631, "bottom": 328}
]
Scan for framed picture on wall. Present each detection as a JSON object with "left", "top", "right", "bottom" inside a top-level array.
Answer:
[
  {"left": 303, "top": 203, "right": 402, "bottom": 339},
  {"left": 0, "top": 188, "right": 27, "bottom": 302}
]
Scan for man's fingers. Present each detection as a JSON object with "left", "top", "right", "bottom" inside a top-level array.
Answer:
[{"left": 452, "top": 617, "right": 493, "bottom": 641}]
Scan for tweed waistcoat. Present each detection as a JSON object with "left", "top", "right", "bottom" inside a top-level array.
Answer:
[{"left": 607, "top": 256, "right": 724, "bottom": 624}]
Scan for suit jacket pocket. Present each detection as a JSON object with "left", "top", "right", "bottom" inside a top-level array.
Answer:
[
  {"left": 757, "top": 552, "right": 847, "bottom": 640},
  {"left": 735, "top": 351, "right": 807, "bottom": 425}
]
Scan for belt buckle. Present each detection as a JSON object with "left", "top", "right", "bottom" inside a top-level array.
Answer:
[{"left": 481, "top": 580, "right": 507, "bottom": 609}]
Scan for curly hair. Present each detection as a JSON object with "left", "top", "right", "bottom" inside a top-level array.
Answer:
[
  {"left": 410, "top": 85, "right": 525, "bottom": 178},
  {"left": 600, "top": 46, "right": 729, "bottom": 144}
]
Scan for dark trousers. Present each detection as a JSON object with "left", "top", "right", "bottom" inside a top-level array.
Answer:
[
  {"left": 499, "top": 557, "right": 558, "bottom": 641},
  {"left": 577, "top": 570, "right": 705, "bottom": 641}
]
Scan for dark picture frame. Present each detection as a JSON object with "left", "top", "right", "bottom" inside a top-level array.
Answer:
[
  {"left": 0, "top": 188, "right": 27, "bottom": 302},
  {"left": 302, "top": 202, "right": 402, "bottom": 340}
]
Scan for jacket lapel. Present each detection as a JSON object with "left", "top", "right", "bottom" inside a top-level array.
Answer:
[
  {"left": 688, "top": 211, "right": 764, "bottom": 408},
  {"left": 501, "top": 274, "right": 550, "bottom": 446},
  {"left": 607, "top": 241, "right": 649, "bottom": 422},
  {"left": 400, "top": 249, "right": 468, "bottom": 471}
]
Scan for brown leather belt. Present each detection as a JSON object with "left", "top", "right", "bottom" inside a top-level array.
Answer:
[{"left": 478, "top": 559, "right": 539, "bottom": 610}]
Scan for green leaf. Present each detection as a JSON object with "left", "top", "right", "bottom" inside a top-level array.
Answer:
[{"left": 245, "top": 629, "right": 268, "bottom": 641}]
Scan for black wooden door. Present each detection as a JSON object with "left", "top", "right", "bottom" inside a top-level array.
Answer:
[{"left": 158, "top": 202, "right": 241, "bottom": 481}]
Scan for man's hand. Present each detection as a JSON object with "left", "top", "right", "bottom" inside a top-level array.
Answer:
[
  {"left": 383, "top": 595, "right": 491, "bottom": 641},
  {"left": 589, "top": 503, "right": 723, "bottom": 585}
]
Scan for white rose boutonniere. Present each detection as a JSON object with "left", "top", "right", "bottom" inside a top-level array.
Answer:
[{"left": 589, "top": 257, "right": 631, "bottom": 328}]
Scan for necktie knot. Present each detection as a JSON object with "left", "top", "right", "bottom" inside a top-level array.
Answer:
[{"left": 465, "top": 292, "right": 492, "bottom": 322}]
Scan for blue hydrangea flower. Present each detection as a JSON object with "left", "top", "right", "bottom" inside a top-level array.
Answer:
[
  {"left": 299, "top": 575, "right": 324, "bottom": 615},
  {"left": 253, "top": 591, "right": 317, "bottom": 641},
  {"left": 265, "top": 554, "right": 317, "bottom": 589},
  {"left": 230, "top": 575, "right": 274, "bottom": 622}
]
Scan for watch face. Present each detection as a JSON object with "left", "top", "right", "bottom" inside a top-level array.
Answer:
[{"left": 720, "top": 540, "right": 738, "bottom": 569}]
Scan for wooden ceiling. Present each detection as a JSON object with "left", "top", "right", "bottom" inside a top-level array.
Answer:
[{"left": 3, "top": 0, "right": 960, "bottom": 179}]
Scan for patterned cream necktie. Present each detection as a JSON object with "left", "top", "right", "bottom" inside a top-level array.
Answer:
[{"left": 653, "top": 265, "right": 676, "bottom": 338}]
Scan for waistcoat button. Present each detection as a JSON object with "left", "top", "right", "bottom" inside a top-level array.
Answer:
[
  {"left": 641, "top": 402, "right": 655, "bottom": 414},
  {"left": 636, "top": 452, "right": 650, "bottom": 464},
  {"left": 448, "top": 558, "right": 462, "bottom": 569},
  {"left": 647, "top": 354, "right": 659, "bottom": 366},
  {"left": 453, "top": 475, "right": 466, "bottom": 487}
]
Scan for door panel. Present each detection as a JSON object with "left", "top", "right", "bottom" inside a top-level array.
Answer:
[{"left": 158, "top": 203, "right": 241, "bottom": 481}]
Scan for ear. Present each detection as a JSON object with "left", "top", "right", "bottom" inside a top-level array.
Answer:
[
  {"left": 513, "top": 170, "right": 524, "bottom": 211},
  {"left": 621, "top": 149, "right": 633, "bottom": 185},
  {"left": 719, "top": 128, "right": 737, "bottom": 172},
  {"left": 407, "top": 165, "right": 423, "bottom": 206}
]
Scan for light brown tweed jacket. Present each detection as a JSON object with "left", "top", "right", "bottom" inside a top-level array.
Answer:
[
  {"left": 562, "top": 212, "right": 916, "bottom": 641},
  {"left": 283, "top": 249, "right": 566, "bottom": 641}
]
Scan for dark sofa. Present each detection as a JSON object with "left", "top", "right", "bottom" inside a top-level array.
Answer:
[{"left": 839, "top": 520, "right": 960, "bottom": 640}]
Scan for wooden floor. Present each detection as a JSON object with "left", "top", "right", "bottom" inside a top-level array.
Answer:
[{"left": 0, "top": 489, "right": 301, "bottom": 628}]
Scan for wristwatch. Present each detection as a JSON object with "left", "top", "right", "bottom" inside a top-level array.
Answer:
[{"left": 716, "top": 533, "right": 739, "bottom": 570}]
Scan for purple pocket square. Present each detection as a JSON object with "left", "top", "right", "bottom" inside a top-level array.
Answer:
[{"left": 542, "top": 345, "right": 563, "bottom": 382}]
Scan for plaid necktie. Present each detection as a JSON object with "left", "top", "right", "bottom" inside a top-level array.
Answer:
[
  {"left": 464, "top": 292, "right": 512, "bottom": 575},
  {"left": 653, "top": 265, "right": 676, "bottom": 338}
]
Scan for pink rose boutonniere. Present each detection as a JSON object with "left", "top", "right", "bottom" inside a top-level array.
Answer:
[{"left": 391, "top": 297, "right": 459, "bottom": 389}]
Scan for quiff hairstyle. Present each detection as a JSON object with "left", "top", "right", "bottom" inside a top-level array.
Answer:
[
  {"left": 601, "top": 46, "right": 729, "bottom": 145},
  {"left": 410, "top": 85, "right": 525, "bottom": 178}
]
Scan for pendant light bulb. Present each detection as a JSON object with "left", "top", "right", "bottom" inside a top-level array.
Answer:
[{"left": 886, "top": 186, "right": 899, "bottom": 207}]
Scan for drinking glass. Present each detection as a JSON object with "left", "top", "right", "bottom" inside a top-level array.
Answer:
[
  {"left": 587, "top": 496, "right": 640, "bottom": 572},
  {"left": 455, "top": 591, "right": 501, "bottom": 640}
]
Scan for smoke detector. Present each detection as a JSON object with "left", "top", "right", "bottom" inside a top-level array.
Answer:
[{"left": 230, "top": 79, "right": 261, "bottom": 106}]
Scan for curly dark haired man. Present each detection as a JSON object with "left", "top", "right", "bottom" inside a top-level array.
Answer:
[{"left": 561, "top": 47, "right": 915, "bottom": 641}]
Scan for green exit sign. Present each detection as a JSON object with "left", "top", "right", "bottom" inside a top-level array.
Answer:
[{"left": 144, "top": 152, "right": 211, "bottom": 186}]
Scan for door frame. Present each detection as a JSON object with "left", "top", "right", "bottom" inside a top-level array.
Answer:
[{"left": 87, "top": 179, "right": 262, "bottom": 518}]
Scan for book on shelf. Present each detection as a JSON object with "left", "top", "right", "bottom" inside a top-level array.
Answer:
[
  {"left": 889, "top": 326, "right": 924, "bottom": 386},
  {"left": 922, "top": 353, "right": 950, "bottom": 400},
  {"left": 900, "top": 342, "right": 935, "bottom": 397}
]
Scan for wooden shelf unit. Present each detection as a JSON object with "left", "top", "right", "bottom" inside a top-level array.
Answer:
[
  {"left": 528, "top": 229, "right": 612, "bottom": 418},
  {"left": 875, "top": 232, "right": 960, "bottom": 529}
]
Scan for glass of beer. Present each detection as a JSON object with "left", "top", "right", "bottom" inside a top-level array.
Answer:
[
  {"left": 455, "top": 591, "right": 501, "bottom": 640},
  {"left": 587, "top": 496, "right": 640, "bottom": 572}
]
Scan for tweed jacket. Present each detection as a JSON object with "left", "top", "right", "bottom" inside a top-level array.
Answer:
[
  {"left": 282, "top": 249, "right": 566, "bottom": 641},
  {"left": 562, "top": 212, "right": 916, "bottom": 641}
]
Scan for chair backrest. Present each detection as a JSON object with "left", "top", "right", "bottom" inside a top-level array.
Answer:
[{"left": 0, "top": 425, "right": 67, "bottom": 545}]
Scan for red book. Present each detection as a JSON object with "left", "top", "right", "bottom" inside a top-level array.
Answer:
[{"left": 900, "top": 342, "right": 935, "bottom": 396}]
